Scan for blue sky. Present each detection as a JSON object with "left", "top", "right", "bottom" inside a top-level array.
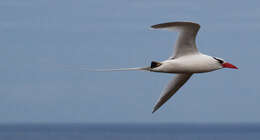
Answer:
[{"left": 0, "top": 0, "right": 259, "bottom": 123}]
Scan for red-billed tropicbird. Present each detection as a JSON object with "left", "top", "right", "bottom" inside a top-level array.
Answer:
[{"left": 93, "top": 21, "right": 238, "bottom": 113}]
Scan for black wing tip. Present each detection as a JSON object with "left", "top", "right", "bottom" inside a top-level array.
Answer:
[
  {"left": 152, "top": 106, "right": 159, "bottom": 114},
  {"left": 152, "top": 109, "right": 156, "bottom": 114},
  {"left": 150, "top": 21, "right": 200, "bottom": 29}
]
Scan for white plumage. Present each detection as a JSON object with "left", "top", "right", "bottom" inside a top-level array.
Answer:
[{"left": 93, "top": 21, "right": 238, "bottom": 113}]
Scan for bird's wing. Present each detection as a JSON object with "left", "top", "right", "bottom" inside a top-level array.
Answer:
[
  {"left": 152, "top": 74, "right": 192, "bottom": 113},
  {"left": 151, "top": 22, "right": 200, "bottom": 59}
]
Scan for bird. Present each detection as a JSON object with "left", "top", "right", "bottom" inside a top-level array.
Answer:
[{"left": 92, "top": 21, "right": 238, "bottom": 113}]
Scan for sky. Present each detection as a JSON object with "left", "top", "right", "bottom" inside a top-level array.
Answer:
[{"left": 0, "top": 0, "right": 259, "bottom": 123}]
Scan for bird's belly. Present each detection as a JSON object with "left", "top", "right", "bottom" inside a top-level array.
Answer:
[{"left": 153, "top": 61, "right": 218, "bottom": 74}]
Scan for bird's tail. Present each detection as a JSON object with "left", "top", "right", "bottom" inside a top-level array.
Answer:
[
  {"left": 85, "top": 66, "right": 151, "bottom": 72},
  {"left": 85, "top": 61, "right": 162, "bottom": 72}
]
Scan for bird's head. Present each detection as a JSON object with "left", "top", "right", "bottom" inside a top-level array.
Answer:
[{"left": 213, "top": 57, "right": 238, "bottom": 69}]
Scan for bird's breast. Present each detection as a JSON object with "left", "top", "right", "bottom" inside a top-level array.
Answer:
[{"left": 152, "top": 55, "right": 221, "bottom": 73}]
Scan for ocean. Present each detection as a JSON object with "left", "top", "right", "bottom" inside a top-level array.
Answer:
[{"left": 0, "top": 123, "right": 260, "bottom": 140}]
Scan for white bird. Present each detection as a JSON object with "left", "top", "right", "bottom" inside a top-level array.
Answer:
[{"left": 93, "top": 21, "right": 238, "bottom": 113}]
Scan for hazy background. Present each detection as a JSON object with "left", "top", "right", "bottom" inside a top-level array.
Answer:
[{"left": 0, "top": 0, "right": 259, "bottom": 123}]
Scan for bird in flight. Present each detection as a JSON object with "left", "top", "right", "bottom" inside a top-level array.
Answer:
[{"left": 93, "top": 21, "right": 238, "bottom": 113}]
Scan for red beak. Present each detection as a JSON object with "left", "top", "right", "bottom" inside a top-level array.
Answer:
[{"left": 222, "top": 62, "right": 238, "bottom": 69}]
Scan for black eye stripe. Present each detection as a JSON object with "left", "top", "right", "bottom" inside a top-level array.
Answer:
[{"left": 213, "top": 57, "right": 224, "bottom": 64}]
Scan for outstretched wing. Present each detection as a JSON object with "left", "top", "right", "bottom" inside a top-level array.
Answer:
[
  {"left": 152, "top": 74, "right": 192, "bottom": 113},
  {"left": 151, "top": 22, "right": 200, "bottom": 59}
]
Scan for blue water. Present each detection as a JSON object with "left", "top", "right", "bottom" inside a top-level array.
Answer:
[{"left": 0, "top": 124, "right": 260, "bottom": 140}]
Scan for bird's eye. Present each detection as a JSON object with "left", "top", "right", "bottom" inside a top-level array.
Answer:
[{"left": 213, "top": 57, "right": 224, "bottom": 64}]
